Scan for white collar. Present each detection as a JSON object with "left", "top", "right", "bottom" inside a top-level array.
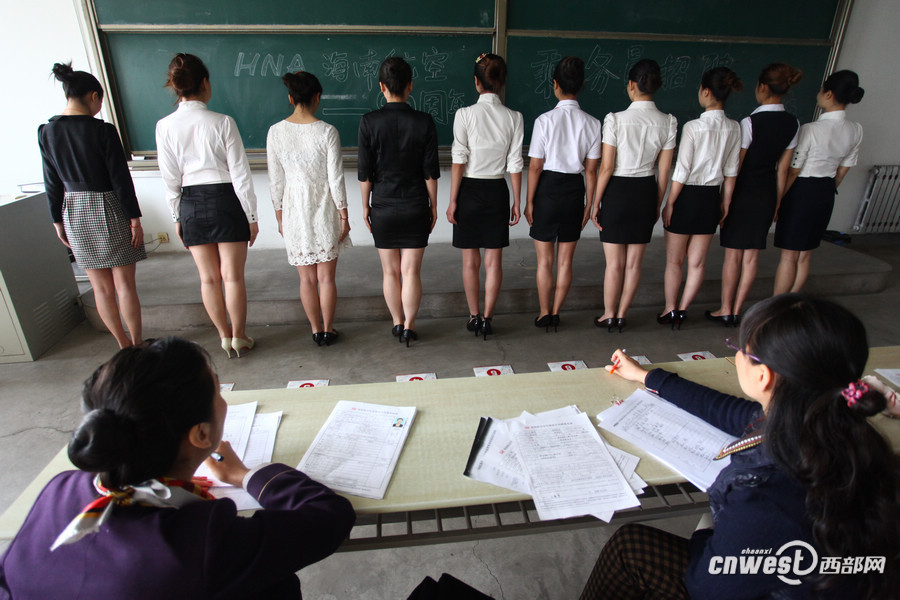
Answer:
[
  {"left": 818, "top": 110, "right": 846, "bottom": 121},
  {"left": 477, "top": 93, "right": 501, "bottom": 105},
  {"left": 555, "top": 99, "right": 580, "bottom": 109},
  {"left": 178, "top": 100, "right": 208, "bottom": 110},
  {"left": 751, "top": 104, "right": 786, "bottom": 115},
  {"left": 629, "top": 100, "right": 657, "bottom": 110},
  {"left": 700, "top": 109, "right": 725, "bottom": 120}
]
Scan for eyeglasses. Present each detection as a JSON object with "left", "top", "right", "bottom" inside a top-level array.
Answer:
[{"left": 724, "top": 337, "right": 762, "bottom": 364}]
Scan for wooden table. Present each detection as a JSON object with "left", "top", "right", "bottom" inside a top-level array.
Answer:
[{"left": 3, "top": 348, "right": 898, "bottom": 550}]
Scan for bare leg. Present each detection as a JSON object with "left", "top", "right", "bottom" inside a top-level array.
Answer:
[
  {"left": 618, "top": 244, "right": 648, "bottom": 318},
  {"left": 317, "top": 259, "right": 339, "bottom": 332},
  {"left": 218, "top": 242, "right": 250, "bottom": 341},
  {"left": 773, "top": 249, "right": 800, "bottom": 296},
  {"left": 714, "top": 248, "right": 743, "bottom": 317},
  {"left": 534, "top": 240, "right": 556, "bottom": 318},
  {"left": 662, "top": 232, "right": 689, "bottom": 316},
  {"left": 461, "top": 248, "right": 483, "bottom": 316},
  {"left": 792, "top": 251, "right": 813, "bottom": 292},
  {"left": 111, "top": 263, "right": 142, "bottom": 344},
  {"left": 679, "top": 234, "right": 714, "bottom": 311},
  {"left": 297, "top": 264, "right": 323, "bottom": 333},
  {"left": 482, "top": 248, "right": 503, "bottom": 318},
  {"left": 733, "top": 249, "right": 759, "bottom": 316},
  {"left": 399, "top": 247, "right": 426, "bottom": 330},
  {"left": 85, "top": 267, "right": 132, "bottom": 348},
  {"left": 551, "top": 241, "right": 578, "bottom": 314},
  {"left": 377, "top": 248, "right": 403, "bottom": 326},
  {"left": 188, "top": 244, "right": 230, "bottom": 339},
  {"left": 601, "top": 242, "right": 627, "bottom": 320}
]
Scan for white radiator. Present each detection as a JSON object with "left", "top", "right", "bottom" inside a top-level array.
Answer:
[{"left": 854, "top": 165, "right": 900, "bottom": 233}]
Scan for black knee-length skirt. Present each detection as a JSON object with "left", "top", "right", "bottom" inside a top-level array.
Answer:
[
  {"left": 666, "top": 185, "right": 721, "bottom": 235},
  {"left": 719, "top": 174, "right": 776, "bottom": 250},
  {"left": 180, "top": 183, "right": 251, "bottom": 247},
  {"left": 774, "top": 176, "right": 836, "bottom": 251},
  {"left": 370, "top": 194, "right": 432, "bottom": 249},
  {"left": 529, "top": 171, "right": 585, "bottom": 243},
  {"left": 453, "top": 177, "right": 510, "bottom": 249},
  {"left": 598, "top": 175, "right": 657, "bottom": 244}
]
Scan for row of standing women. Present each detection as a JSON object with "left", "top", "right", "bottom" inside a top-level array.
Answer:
[{"left": 38, "top": 54, "right": 864, "bottom": 354}]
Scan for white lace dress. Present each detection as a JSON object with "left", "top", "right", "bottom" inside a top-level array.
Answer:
[{"left": 266, "top": 120, "right": 350, "bottom": 265}]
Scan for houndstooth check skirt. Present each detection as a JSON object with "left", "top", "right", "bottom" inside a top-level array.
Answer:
[{"left": 62, "top": 190, "right": 146, "bottom": 270}]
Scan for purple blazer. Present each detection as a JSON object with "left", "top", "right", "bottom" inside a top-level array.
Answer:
[{"left": 0, "top": 463, "right": 355, "bottom": 599}]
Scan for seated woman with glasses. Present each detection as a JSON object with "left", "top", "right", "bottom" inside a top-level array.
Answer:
[{"left": 581, "top": 294, "right": 899, "bottom": 600}]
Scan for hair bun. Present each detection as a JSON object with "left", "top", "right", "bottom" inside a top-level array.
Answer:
[
  {"left": 68, "top": 408, "right": 135, "bottom": 473},
  {"left": 851, "top": 86, "right": 865, "bottom": 104},
  {"left": 727, "top": 73, "right": 744, "bottom": 92},
  {"left": 52, "top": 62, "right": 74, "bottom": 82},
  {"left": 788, "top": 67, "right": 804, "bottom": 86}
]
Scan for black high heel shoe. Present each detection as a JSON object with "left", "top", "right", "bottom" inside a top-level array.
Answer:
[
  {"left": 535, "top": 314, "right": 552, "bottom": 332},
  {"left": 322, "top": 331, "right": 338, "bottom": 346},
  {"left": 467, "top": 314, "right": 483, "bottom": 336},
  {"left": 400, "top": 329, "right": 417, "bottom": 347},
  {"left": 704, "top": 311, "right": 734, "bottom": 327},
  {"left": 677, "top": 310, "right": 688, "bottom": 330},
  {"left": 656, "top": 310, "right": 675, "bottom": 325},
  {"left": 312, "top": 332, "right": 324, "bottom": 346},
  {"left": 550, "top": 314, "right": 560, "bottom": 332},
  {"left": 392, "top": 324, "right": 404, "bottom": 337},
  {"left": 594, "top": 316, "right": 616, "bottom": 332},
  {"left": 478, "top": 317, "right": 492, "bottom": 341},
  {"left": 616, "top": 317, "right": 627, "bottom": 333}
]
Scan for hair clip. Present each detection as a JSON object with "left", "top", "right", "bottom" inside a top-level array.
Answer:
[
  {"left": 841, "top": 380, "right": 869, "bottom": 407},
  {"left": 475, "top": 53, "right": 489, "bottom": 64}
]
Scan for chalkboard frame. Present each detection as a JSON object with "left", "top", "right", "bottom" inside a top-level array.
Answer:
[{"left": 74, "top": 0, "right": 854, "bottom": 166}]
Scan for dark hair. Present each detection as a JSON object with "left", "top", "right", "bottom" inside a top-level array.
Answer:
[
  {"left": 68, "top": 337, "right": 216, "bottom": 489},
  {"left": 165, "top": 53, "right": 210, "bottom": 98},
  {"left": 473, "top": 53, "right": 507, "bottom": 93},
  {"left": 628, "top": 59, "right": 662, "bottom": 95},
  {"left": 739, "top": 294, "right": 900, "bottom": 599},
  {"left": 700, "top": 66, "right": 743, "bottom": 103},
  {"left": 552, "top": 56, "right": 585, "bottom": 96},
  {"left": 378, "top": 56, "right": 413, "bottom": 97},
  {"left": 823, "top": 69, "right": 865, "bottom": 105},
  {"left": 52, "top": 62, "right": 103, "bottom": 101},
  {"left": 282, "top": 71, "right": 323, "bottom": 107},
  {"left": 758, "top": 62, "right": 803, "bottom": 97}
]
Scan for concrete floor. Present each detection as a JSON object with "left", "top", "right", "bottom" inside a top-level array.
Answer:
[{"left": 2, "top": 233, "right": 899, "bottom": 599}]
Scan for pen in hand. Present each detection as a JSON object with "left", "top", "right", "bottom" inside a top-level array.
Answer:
[
  {"left": 609, "top": 349, "right": 626, "bottom": 375},
  {"left": 210, "top": 452, "right": 224, "bottom": 462}
]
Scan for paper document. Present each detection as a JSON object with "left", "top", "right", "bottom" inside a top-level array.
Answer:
[
  {"left": 298, "top": 401, "right": 416, "bottom": 499},
  {"left": 195, "top": 401, "right": 257, "bottom": 482},
  {"left": 508, "top": 411, "right": 640, "bottom": 522},
  {"left": 875, "top": 368, "right": 900, "bottom": 388},
  {"left": 597, "top": 389, "right": 737, "bottom": 491}
]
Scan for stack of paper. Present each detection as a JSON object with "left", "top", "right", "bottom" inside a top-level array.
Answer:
[
  {"left": 298, "top": 401, "right": 416, "bottom": 500},
  {"left": 464, "top": 406, "right": 642, "bottom": 522},
  {"left": 194, "top": 401, "right": 284, "bottom": 510},
  {"left": 597, "top": 389, "right": 738, "bottom": 491}
]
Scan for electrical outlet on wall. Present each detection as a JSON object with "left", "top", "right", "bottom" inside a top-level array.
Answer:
[{"left": 157, "top": 233, "right": 169, "bottom": 243}]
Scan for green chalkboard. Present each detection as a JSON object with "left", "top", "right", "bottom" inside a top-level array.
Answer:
[
  {"left": 95, "top": 0, "right": 495, "bottom": 28},
  {"left": 505, "top": 38, "right": 831, "bottom": 142},
  {"left": 105, "top": 33, "right": 491, "bottom": 152},
  {"left": 507, "top": 0, "right": 839, "bottom": 40}
]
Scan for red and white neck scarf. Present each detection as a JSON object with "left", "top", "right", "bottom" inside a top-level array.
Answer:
[{"left": 50, "top": 475, "right": 214, "bottom": 551}]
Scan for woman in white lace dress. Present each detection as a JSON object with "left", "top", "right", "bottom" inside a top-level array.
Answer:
[{"left": 267, "top": 71, "right": 351, "bottom": 346}]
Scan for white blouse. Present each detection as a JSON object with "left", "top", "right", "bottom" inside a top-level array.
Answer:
[
  {"left": 528, "top": 99, "right": 602, "bottom": 174},
  {"left": 671, "top": 110, "right": 741, "bottom": 186},
  {"left": 155, "top": 101, "right": 258, "bottom": 223},
  {"left": 451, "top": 93, "right": 524, "bottom": 178},
  {"left": 603, "top": 101, "right": 677, "bottom": 177},
  {"left": 791, "top": 111, "right": 863, "bottom": 178},
  {"left": 739, "top": 104, "right": 800, "bottom": 151}
]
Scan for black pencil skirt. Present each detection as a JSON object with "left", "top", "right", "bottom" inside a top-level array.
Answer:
[
  {"left": 665, "top": 185, "right": 721, "bottom": 235},
  {"left": 453, "top": 177, "right": 510, "bottom": 249},
  {"left": 774, "top": 176, "right": 836, "bottom": 251},
  {"left": 370, "top": 194, "right": 432, "bottom": 249},
  {"left": 529, "top": 171, "right": 586, "bottom": 243},
  {"left": 180, "top": 183, "right": 251, "bottom": 247},
  {"left": 598, "top": 175, "right": 658, "bottom": 244},
  {"left": 719, "top": 173, "right": 776, "bottom": 250}
]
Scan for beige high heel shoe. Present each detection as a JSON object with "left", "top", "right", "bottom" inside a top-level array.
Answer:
[
  {"left": 221, "top": 337, "right": 233, "bottom": 359},
  {"left": 231, "top": 337, "right": 255, "bottom": 358}
]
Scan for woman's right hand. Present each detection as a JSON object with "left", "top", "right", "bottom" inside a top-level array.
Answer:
[
  {"left": 524, "top": 204, "right": 533, "bottom": 227},
  {"left": 446, "top": 202, "right": 457, "bottom": 225},
  {"left": 175, "top": 222, "right": 186, "bottom": 247},
  {"left": 605, "top": 349, "right": 649, "bottom": 385},
  {"left": 52, "top": 223, "right": 71, "bottom": 248},
  {"left": 363, "top": 209, "right": 372, "bottom": 232},
  {"left": 204, "top": 440, "right": 251, "bottom": 488},
  {"left": 592, "top": 207, "right": 602, "bottom": 231},
  {"left": 661, "top": 202, "right": 674, "bottom": 228}
]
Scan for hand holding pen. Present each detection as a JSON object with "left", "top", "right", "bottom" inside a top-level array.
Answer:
[
  {"left": 203, "top": 440, "right": 251, "bottom": 488},
  {"left": 605, "top": 349, "right": 650, "bottom": 385}
]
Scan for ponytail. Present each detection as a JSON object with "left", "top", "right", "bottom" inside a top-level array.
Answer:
[{"left": 700, "top": 66, "right": 743, "bottom": 103}]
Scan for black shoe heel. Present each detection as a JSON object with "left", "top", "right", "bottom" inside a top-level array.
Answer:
[
  {"left": 312, "top": 332, "right": 324, "bottom": 346},
  {"left": 704, "top": 311, "right": 734, "bottom": 327},
  {"left": 594, "top": 316, "right": 616, "bottom": 332},
  {"left": 550, "top": 314, "right": 560, "bottom": 332},
  {"left": 535, "top": 314, "right": 552, "bottom": 332},
  {"left": 677, "top": 310, "right": 687, "bottom": 330},
  {"left": 479, "top": 317, "right": 493, "bottom": 341},
  {"left": 401, "top": 329, "right": 417, "bottom": 347},
  {"left": 392, "top": 324, "right": 403, "bottom": 338},
  {"left": 467, "top": 314, "right": 483, "bottom": 336},
  {"left": 617, "top": 317, "right": 627, "bottom": 333},
  {"left": 322, "top": 331, "right": 338, "bottom": 346}
]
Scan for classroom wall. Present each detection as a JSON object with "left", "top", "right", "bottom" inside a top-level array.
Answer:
[{"left": 3, "top": 0, "right": 898, "bottom": 252}]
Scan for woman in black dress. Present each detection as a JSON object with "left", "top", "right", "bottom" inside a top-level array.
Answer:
[
  {"left": 39, "top": 63, "right": 146, "bottom": 348},
  {"left": 709, "top": 63, "right": 802, "bottom": 326},
  {"left": 358, "top": 57, "right": 440, "bottom": 346}
]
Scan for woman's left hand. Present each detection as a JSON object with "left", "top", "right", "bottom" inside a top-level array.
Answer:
[
  {"left": 509, "top": 205, "right": 521, "bottom": 226},
  {"left": 339, "top": 219, "right": 351, "bottom": 242},
  {"left": 129, "top": 220, "right": 143, "bottom": 248},
  {"left": 248, "top": 222, "right": 259, "bottom": 247}
]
